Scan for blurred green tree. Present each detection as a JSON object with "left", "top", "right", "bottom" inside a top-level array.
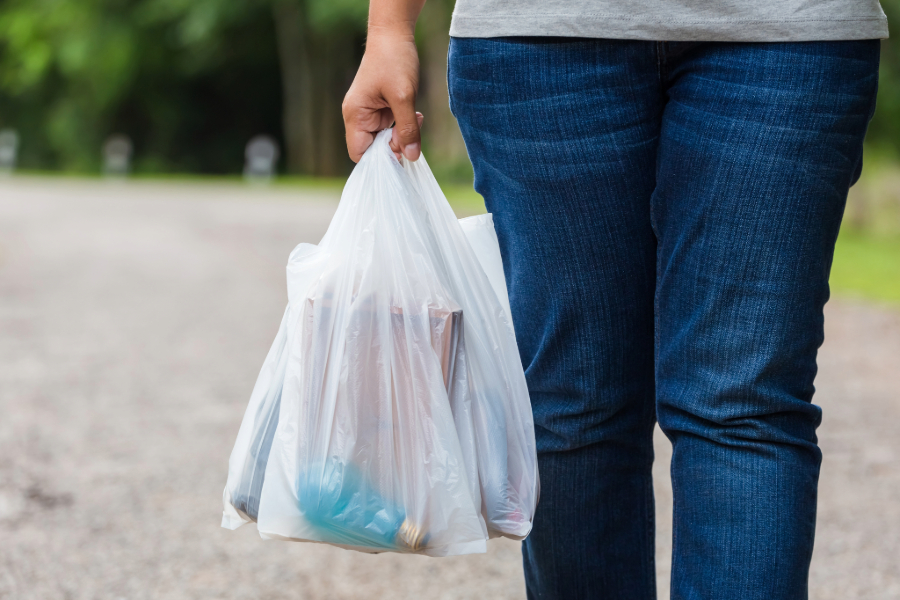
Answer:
[
  {"left": 0, "top": 0, "right": 145, "bottom": 170},
  {"left": 867, "top": 0, "right": 900, "bottom": 158},
  {"left": 273, "top": 0, "right": 366, "bottom": 175},
  {"left": 416, "top": 0, "right": 469, "bottom": 181},
  {"left": 0, "top": 0, "right": 367, "bottom": 175},
  {"left": 0, "top": 0, "right": 288, "bottom": 172}
]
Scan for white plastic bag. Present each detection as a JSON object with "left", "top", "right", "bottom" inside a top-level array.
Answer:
[{"left": 222, "top": 129, "right": 538, "bottom": 555}]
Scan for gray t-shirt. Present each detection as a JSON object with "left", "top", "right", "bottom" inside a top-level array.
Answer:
[{"left": 449, "top": 0, "right": 889, "bottom": 41}]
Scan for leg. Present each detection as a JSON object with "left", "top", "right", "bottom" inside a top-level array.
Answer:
[
  {"left": 449, "top": 37, "right": 662, "bottom": 599},
  {"left": 652, "top": 41, "right": 880, "bottom": 600}
]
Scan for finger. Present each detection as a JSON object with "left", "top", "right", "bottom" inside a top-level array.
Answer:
[
  {"left": 346, "top": 129, "right": 376, "bottom": 163},
  {"left": 390, "top": 112, "right": 425, "bottom": 162},
  {"left": 379, "top": 109, "right": 396, "bottom": 131},
  {"left": 343, "top": 99, "right": 390, "bottom": 162},
  {"left": 374, "top": 108, "right": 402, "bottom": 161},
  {"left": 386, "top": 87, "right": 421, "bottom": 161}
]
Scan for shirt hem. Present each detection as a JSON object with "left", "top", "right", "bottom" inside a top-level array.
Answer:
[{"left": 448, "top": 15, "right": 890, "bottom": 41}]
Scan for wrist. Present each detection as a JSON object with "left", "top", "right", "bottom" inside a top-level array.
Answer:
[{"left": 367, "top": 23, "right": 417, "bottom": 43}]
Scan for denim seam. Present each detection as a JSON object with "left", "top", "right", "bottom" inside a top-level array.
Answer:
[
  {"left": 655, "top": 42, "right": 663, "bottom": 85},
  {"left": 652, "top": 40, "right": 666, "bottom": 235},
  {"left": 645, "top": 434, "right": 658, "bottom": 599},
  {"left": 670, "top": 456, "right": 680, "bottom": 596}
]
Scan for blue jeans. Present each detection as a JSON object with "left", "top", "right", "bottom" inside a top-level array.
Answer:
[{"left": 448, "top": 39, "right": 879, "bottom": 599}]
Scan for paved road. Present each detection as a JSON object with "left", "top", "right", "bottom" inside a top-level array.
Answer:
[{"left": 1, "top": 177, "right": 898, "bottom": 599}]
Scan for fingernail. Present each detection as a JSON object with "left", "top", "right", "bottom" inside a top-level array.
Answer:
[{"left": 404, "top": 143, "right": 420, "bottom": 161}]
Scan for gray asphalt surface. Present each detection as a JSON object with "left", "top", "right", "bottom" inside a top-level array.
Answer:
[{"left": 0, "top": 177, "right": 898, "bottom": 599}]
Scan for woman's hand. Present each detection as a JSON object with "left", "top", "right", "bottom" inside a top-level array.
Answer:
[{"left": 342, "top": 4, "right": 425, "bottom": 163}]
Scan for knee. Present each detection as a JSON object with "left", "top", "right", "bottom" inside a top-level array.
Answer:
[
  {"left": 530, "top": 384, "right": 656, "bottom": 464},
  {"left": 656, "top": 366, "right": 823, "bottom": 454}
]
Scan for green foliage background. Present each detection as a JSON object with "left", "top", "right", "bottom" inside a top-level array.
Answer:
[
  {"left": 0, "top": 0, "right": 367, "bottom": 173},
  {"left": 0, "top": 0, "right": 898, "bottom": 176},
  {"left": 870, "top": 0, "right": 900, "bottom": 158}
]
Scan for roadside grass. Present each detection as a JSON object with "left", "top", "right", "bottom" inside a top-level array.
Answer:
[
  {"left": 276, "top": 175, "right": 488, "bottom": 215},
  {"left": 830, "top": 229, "right": 900, "bottom": 306},
  {"left": 9, "top": 169, "right": 488, "bottom": 215},
  {"left": 275, "top": 176, "right": 488, "bottom": 215},
  {"left": 275, "top": 175, "right": 488, "bottom": 215},
  {"left": 833, "top": 151, "right": 900, "bottom": 306}
]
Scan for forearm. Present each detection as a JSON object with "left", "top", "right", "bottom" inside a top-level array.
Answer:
[
  {"left": 368, "top": 0, "right": 426, "bottom": 40},
  {"left": 343, "top": 0, "right": 425, "bottom": 162}
]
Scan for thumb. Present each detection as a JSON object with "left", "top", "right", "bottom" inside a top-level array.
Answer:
[{"left": 389, "top": 92, "right": 422, "bottom": 161}]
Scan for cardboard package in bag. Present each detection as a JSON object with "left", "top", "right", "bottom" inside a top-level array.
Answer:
[{"left": 222, "top": 129, "right": 538, "bottom": 556}]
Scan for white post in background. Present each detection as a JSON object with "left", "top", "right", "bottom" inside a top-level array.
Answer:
[
  {"left": 103, "top": 135, "right": 133, "bottom": 178},
  {"left": 244, "top": 135, "right": 279, "bottom": 185},
  {"left": 0, "top": 129, "right": 19, "bottom": 176}
]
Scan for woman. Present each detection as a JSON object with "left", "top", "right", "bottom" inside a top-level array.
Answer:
[{"left": 342, "top": 1, "right": 887, "bottom": 597}]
